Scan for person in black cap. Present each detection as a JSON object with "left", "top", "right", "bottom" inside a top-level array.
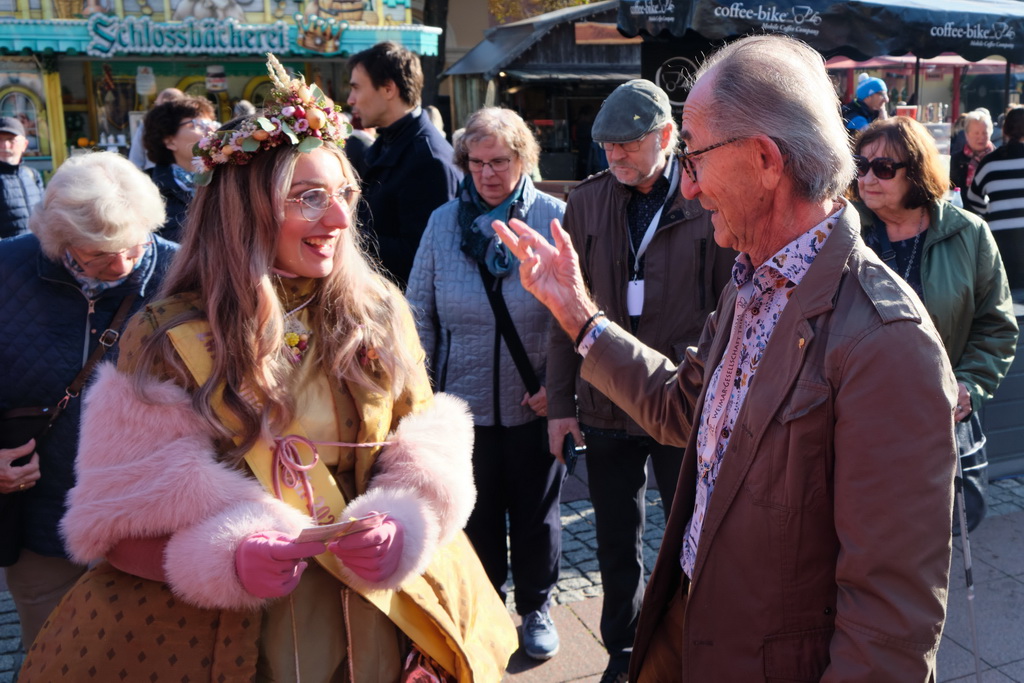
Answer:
[
  {"left": 0, "top": 116, "right": 43, "bottom": 240},
  {"left": 545, "top": 78, "right": 733, "bottom": 683}
]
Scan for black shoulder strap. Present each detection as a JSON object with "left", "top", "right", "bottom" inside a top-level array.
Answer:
[
  {"left": 477, "top": 263, "right": 541, "bottom": 395},
  {"left": 872, "top": 218, "right": 897, "bottom": 270}
]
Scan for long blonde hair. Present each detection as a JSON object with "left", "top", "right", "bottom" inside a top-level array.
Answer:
[{"left": 135, "top": 135, "right": 422, "bottom": 462}]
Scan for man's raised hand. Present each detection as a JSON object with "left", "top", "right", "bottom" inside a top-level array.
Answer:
[{"left": 492, "top": 217, "right": 598, "bottom": 338}]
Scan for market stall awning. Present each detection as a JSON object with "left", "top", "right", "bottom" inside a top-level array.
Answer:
[
  {"left": 825, "top": 53, "right": 1009, "bottom": 70},
  {"left": 618, "top": 0, "right": 1024, "bottom": 62},
  {"left": 504, "top": 67, "right": 640, "bottom": 82},
  {"left": 445, "top": 0, "right": 618, "bottom": 80}
]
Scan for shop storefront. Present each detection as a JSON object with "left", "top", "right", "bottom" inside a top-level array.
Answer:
[
  {"left": 0, "top": 0, "right": 440, "bottom": 176},
  {"left": 445, "top": 0, "right": 640, "bottom": 181}
]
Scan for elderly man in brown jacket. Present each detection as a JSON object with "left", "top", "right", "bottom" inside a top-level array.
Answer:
[{"left": 494, "top": 34, "right": 958, "bottom": 683}]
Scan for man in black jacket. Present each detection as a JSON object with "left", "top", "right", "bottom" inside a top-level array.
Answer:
[
  {"left": 0, "top": 117, "right": 43, "bottom": 240},
  {"left": 347, "top": 41, "right": 461, "bottom": 287}
]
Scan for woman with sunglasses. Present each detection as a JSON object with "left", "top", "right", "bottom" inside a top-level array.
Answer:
[
  {"left": 142, "top": 95, "right": 218, "bottom": 242},
  {"left": 851, "top": 116, "right": 1018, "bottom": 531},
  {"left": 21, "top": 57, "right": 515, "bottom": 683},
  {"left": 406, "top": 107, "right": 566, "bottom": 662}
]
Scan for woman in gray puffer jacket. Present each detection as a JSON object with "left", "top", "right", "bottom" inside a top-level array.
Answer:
[{"left": 406, "top": 107, "right": 567, "bottom": 661}]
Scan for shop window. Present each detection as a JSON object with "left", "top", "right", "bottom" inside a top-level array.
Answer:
[
  {"left": 95, "top": 73, "right": 139, "bottom": 136},
  {"left": 0, "top": 87, "right": 41, "bottom": 155},
  {"left": 244, "top": 78, "right": 274, "bottom": 111}
]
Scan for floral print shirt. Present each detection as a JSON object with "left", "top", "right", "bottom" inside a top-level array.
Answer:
[{"left": 680, "top": 204, "right": 843, "bottom": 578}]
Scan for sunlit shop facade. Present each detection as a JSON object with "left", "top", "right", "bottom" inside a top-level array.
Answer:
[{"left": 0, "top": 0, "right": 439, "bottom": 177}]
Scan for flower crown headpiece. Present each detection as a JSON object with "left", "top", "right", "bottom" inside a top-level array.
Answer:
[{"left": 192, "top": 53, "right": 351, "bottom": 186}]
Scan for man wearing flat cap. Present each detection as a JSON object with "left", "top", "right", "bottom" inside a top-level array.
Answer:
[
  {"left": 0, "top": 116, "right": 43, "bottom": 239},
  {"left": 546, "top": 78, "right": 732, "bottom": 683},
  {"left": 842, "top": 74, "right": 889, "bottom": 133}
]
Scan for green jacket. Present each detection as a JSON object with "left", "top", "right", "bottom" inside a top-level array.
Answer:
[{"left": 856, "top": 200, "right": 1019, "bottom": 410}]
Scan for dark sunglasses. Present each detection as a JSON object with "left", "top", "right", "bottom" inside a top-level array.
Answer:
[{"left": 853, "top": 155, "right": 907, "bottom": 180}]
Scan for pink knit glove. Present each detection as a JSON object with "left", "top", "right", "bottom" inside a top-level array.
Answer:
[
  {"left": 235, "top": 531, "right": 326, "bottom": 599},
  {"left": 328, "top": 514, "right": 405, "bottom": 583}
]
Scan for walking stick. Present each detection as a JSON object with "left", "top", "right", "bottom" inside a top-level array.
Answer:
[{"left": 953, "top": 448, "right": 983, "bottom": 683}]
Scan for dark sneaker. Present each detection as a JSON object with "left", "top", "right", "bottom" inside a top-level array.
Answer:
[
  {"left": 598, "top": 666, "right": 628, "bottom": 683},
  {"left": 521, "top": 609, "right": 560, "bottom": 660}
]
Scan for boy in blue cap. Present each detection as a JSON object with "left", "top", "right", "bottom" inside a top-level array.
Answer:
[{"left": 842, "top": 74, "right": 889, "bottom": 132}]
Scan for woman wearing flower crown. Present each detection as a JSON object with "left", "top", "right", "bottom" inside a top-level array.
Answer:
[{"left": 19, "top": 55, "right": 517, "bottom": 683}]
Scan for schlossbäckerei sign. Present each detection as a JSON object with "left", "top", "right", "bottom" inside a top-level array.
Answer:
[{"left": 86, "top": 14, "right": 289, "bottom": 57}]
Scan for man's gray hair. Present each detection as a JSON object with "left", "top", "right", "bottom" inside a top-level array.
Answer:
[
  {"left": 662, "top": 119, "right": 681, "bottom": 159},
  {"left": 692, "top": 35, "right": 854, "bottom": 203}
]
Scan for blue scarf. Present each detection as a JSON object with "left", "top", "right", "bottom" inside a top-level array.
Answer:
[
  {"left": 62, "top": 241, "right": 154, "bottom": 299},
  {"left": 458, "top": 175, "right": 526, "bottom": 278},
  {"left": 173, "top": 164, "right": 196, "bottom": 197}
]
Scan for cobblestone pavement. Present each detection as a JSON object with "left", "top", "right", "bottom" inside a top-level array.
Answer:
[
  {"left": 545, "top": 475, "right": 1024, "bottom": 607},
  {"left": 3, "top": 476, "right": 1023, "bottom": 682},
  {"left": 548, "top": 490, "right": 665, "bottom": 608}
]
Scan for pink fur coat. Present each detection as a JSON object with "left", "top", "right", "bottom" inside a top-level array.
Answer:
[{"left": 61, "top": 362, "right": 476, "bottom": 611}]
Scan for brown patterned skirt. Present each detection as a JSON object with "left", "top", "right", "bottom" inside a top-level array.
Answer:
[{"left": 20, "top": 562, "right": 260, "bottom": 682}]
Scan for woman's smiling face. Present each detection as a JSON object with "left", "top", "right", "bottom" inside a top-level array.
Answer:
[{"left": 275, "top": 147, "right": 355, "bottom": 279}]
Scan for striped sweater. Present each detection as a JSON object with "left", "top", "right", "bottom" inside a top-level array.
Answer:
[{"left": 966, "top": 142, "right": 1024, "bottom": 231}]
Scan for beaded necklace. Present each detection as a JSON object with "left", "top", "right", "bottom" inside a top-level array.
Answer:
[{"left": 899, "top": 210, "right": 926, "bottom": 280}]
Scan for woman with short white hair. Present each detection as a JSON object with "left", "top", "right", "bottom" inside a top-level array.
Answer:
[
  {"left": 0, "top": 151, "right": 178, "bottom": 648},
  {"left": 951, "top": 108, "right": 995, "bottom": 209}
]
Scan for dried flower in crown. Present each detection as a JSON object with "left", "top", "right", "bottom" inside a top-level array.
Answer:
[{"left": 192, "top": 53, "right": 351, "bottom": 186}]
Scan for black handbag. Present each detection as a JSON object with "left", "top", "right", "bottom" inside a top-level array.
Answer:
[
  {"left": 953, "top": 410, "right": 988, "bottom": 536},
  {"left": 0, "top": 405, "right": 62, "bottom": 449},
  {"left": 0, "top": 293, "right": 137, "bottom": 567}
]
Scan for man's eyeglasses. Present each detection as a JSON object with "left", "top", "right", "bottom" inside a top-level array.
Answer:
[
  {"left": 599, "top": 134, "right": 649, "bottom": 154},
  {"left": 467, "top": 157, "right": 512, "bottom": 173},
  {"left": 285, "top": 186, "right": 360, "bottom": 222},
  {"left": 853, "top": 155, "right": 907, "bottom": 181},
  {"left": 679, "top": 137, "right": 746, "bottom": 183},
  {"left": 76, "top": 241, "right": 152, "bottom": 267}
]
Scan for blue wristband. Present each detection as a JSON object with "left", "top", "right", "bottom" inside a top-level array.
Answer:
[{"left": 577, "top": 318, "right": 609, "bottom": 357}]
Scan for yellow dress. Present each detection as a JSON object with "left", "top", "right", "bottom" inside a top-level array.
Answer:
[{"left": 20, "top": 281, "right": 517, "bottom": 683}]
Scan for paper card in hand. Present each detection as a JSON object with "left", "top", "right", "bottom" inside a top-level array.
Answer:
[{"left": 295, "top": 512, "right": 387, "bottom": 543}]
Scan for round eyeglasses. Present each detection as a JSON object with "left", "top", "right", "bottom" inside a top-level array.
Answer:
[
  {"left": 285, "top": 186, "right": 360, "bottom": 222},
  {"left": 179, "top": 118, "right": 219, "bottom": 133},
  {"left": 853, "top": 155, "right": 907, "bottom": 181},
  {"left": 75, "top": 241, "right": 152, "bottom": 267}
]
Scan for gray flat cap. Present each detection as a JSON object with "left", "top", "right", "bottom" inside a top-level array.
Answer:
[
  {"left": 0, "top": 117, "right": 25, "bottom": 137},
  {"left": 592, "top": 79, "right": 672, "bottom": 144}
]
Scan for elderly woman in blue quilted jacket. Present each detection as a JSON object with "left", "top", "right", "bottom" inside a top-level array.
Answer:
[
  {"left": 406, "top": 107, "right": 567, "bottom": 662},
  {"left": 0, "top": 152, "right": 178, "bottom": 649}
]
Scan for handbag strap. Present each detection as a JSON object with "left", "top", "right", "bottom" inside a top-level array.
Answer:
[
  {"left": 477, "top": 263, "right": 541, "bottom": 396},
  {"left": 62, "top": 292, "right": 139, "bottom": 403},
  {"left": 872, "top": 217, "right": 897, "bottom": 270}
]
